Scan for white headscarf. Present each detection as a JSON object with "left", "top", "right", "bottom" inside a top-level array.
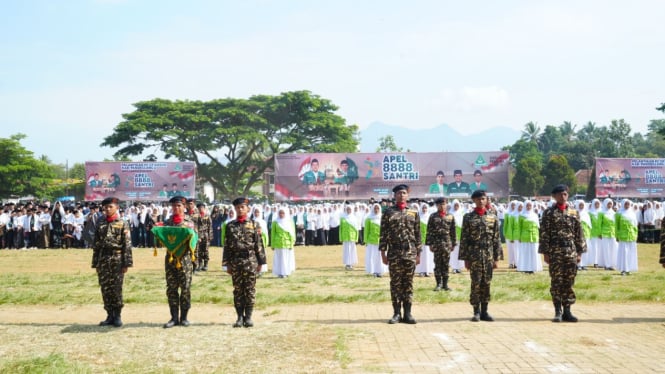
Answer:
[
  {"left": 274, "top": 206, "right": 294, "bottom": 232},
  {"left": 588, "top": 198, "right": 601, "bottom": 216},
  {"left": 341, "top": 205, "right": 359, "bottom": 229},
  {"left": 602, "top": 198, "right": 615, "bottom": 220},
  {"left": 521, "top": 200, "right": 539, "bottom": 225},
  {"left": 449, "top": 199, "right": 464, "bottom": 228},
  {"left": 576, "top": 200, "right": 591, "bottom": 228},
  {"left": 419, "top": 203, "right": 431, "bottom": 225},
  {"left": 366, "top": 203, "right": 382, "bottom": 225},
  {"left": 618, "top": 199, "right": 637, "bottom": 226}
]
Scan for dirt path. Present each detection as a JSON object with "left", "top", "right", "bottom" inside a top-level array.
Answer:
[{"left": 1, "top": 301, "right": 665, "bottom": 373}]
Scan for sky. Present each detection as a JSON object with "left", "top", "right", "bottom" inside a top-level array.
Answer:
[{"left": 2, "top": 0, "right": 664, "bottom": 165}]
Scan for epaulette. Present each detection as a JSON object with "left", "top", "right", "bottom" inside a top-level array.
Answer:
[{"left": 567, "top": 208, "right": 578, "bottom": 216}]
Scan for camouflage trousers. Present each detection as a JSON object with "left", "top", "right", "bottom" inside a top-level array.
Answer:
[
  {"left": 433, "top": 251, "right": 451, "bottom": 281},
  {"left": 548, "top": 259, "right": 578, "bottom": 307},
  {"left": 97, "top": 254, "right": 126, "bottom": 311},
  {"left": 230, "top": 259, "right": 258, "bottom": 308},
  {"left": 197, "top": 240, "right": 209, "bottom": 264},
  {"left": 165, "top": 253, "right": 193, "bottom": 309},
  {"left": 388, "top": 257, "right": 416, "bottom": 303},
  {"left": 468, "top": 260, "right": 494, "bottom": 305}
]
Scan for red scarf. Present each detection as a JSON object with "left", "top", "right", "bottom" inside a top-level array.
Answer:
[
  {"left": 106, "top": 213, "right": 118, "bottom": 223},
  {"left": 557, "top": 203, "right": 567, "bottom": 211},
  {"left": 237, "top": 215, "right": 247, "bottom": 223},
  {"left": 172, "top": 214, "right": 183, "bottom": 224},
  {"left": 396, "top": 202, "right": 407, "bottom": 211},
  {"left": 439, "top": 211, "right": 446, "bottom": 217},
  {"left": 474, "top": 207, "right": 486, "bottom": 216}
]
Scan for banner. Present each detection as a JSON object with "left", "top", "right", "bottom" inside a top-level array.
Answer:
[
  {"left": 595, "top": 158, "right": 665, "bottom": 198},
  {"left": 84, "top": 162, "right": 196, "bottom": 201},
  {"left": 274, "top": 152, "right": 510, "bottom": 201}
]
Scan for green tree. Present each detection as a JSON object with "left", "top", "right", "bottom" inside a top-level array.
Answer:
[
  {"left": 538, "top": 125, "right": 563, "bottom": 158},
  {"left": 608, "top": 119, "right": 634, "bottom": 157},
  {"left": 0, "top": 134, "right": 55, "bottom": 198},
  {"left": 376, "top": 135, "right": 403, "bottom": 152},
  {"left": 101, "top": 91, "right": 359, "bottom": 197},
  {"left": 541, "top": 155, "right": 576, "bottom": 195},
  {"left": 520, "top": 121, "right": 541, "bottom": 144},
  {"left": 512, "top": 156, "right": 544, "bottom": 197}
]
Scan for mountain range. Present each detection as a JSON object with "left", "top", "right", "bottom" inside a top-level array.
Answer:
[{"left": 359, "top": 122, "right": 521, "bottom": 153}]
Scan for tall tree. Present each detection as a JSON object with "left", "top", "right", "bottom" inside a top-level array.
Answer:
[
  {"left": 101, "top": 91, "right": 360, "bottom": 197},
  {"left": 608, "top": 119, "right": 634, "bottom": 157},
  {"left": 0, "top": 134, "right": 55, "bottom": 198},
  {"left": 376, "top": 135, "right": 404, "bottom": 152},
  {"left": 520, "top": 121, "right": 541, "bottom": 144},
  {"left": 512, "top": 156, "right": 544, "bottom": 197},
  {"left": 538, "top": 125, "right": 563, "bottom": 158},
  {"left": 541, "top": 155, "right": 576, "bottom": 195}
]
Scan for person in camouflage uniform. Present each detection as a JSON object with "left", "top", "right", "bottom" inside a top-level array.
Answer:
[
  {"left": 186, "top": 198, "right": 201, "bottom": 272},
  {"left": 459, "top": 190, "right": 502, "bottom": 322},
  {"left": 660, "top": 218, "right": 665, "bottom": 268},
  {"left": 196, "top": 203, "right": 213, "bottom": 271},
  {"left": 539, "top": 184, "right": 586, "bottom": 323},
  {"left": 379, "top": 184, "right": 421, "bottom": 324},
  {"left": 92, "top": 197, "right": 133, "bottom": 327},
  {"left": 426, "top": 197, "right": 457, "bottom": 291},
  {"left": 163, "top": 196, "right": 197, "bottom": 328},
  {"left": 223, "top": 197, "right": 267, "bottom": 328}
]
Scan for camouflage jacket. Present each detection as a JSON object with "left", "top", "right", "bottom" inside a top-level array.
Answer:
[
  {"left": 458, "top": 211, "right": 502, "bottom": 263},
  {"left": 197, "top": 214, "right": 213, "bottom": 241},
  {"left": 538, "top": 205, "right": 586, "bottom": 259},
  {"left": 378, "top": 206, "right": 422, "bottom": 258},
  {"left": 222, "top": 219, "right": 267, "bottom": 267},
  {"left": 92, "top": 216, "right": 133, "bottom": 268},
  {"left": 425, "top": 213, "right": 457, "bottom": 252}
]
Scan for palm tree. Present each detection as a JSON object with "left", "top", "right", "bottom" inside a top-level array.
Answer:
[
  {"left": 559, "top": 121, "right": 577, "bottom": 142},
  {"left": 520, "top": 121, "right": 541, "bottom": 144}
]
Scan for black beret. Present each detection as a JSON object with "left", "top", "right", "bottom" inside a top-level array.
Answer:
[
  {"left": 196, "top": 203, "right": 206, "bottom": 208},
  {"left": 169, "top": 196, "right": 187, "bottom": 204},
  {"left": 232, "top": 197, "right": 250, "bottom": 206},
  {"left": 101, "top": 197, "right": 119, "bottom": 206},
  {"left": 471, "top": 190, "right": 486, "bottom": 199},
  {"left": 186, "top": 198, "right": 196, "bottom": 203},
  {"left": 392, "top": 184, "right": 409, "bottom": 193},
  {"left": 435, "top": 197, "right": 447, "bottom": 204},
  {"left": 551, "top": 184, "right": 568, "bottom": 194}
]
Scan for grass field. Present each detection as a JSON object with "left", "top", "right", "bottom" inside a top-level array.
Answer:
[{"left": 0, "top": 243, "right": 664, "bottom": 373}]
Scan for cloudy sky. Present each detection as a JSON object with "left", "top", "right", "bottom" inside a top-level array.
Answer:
[{"left": 2, "top": 0, "right": 664, "bottom": 165}]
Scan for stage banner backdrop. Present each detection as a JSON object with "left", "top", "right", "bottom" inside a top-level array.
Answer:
[
  {"left": 595, "top": 158, "right": 665, "bottom": 198},
  {"left": 274, "top": 151, "right": 510, "bottom": 201},
  {"left": 84, "top": 162, "right": 196, "bottom": 201}
]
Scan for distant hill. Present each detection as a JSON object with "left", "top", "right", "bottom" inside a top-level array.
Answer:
[{"left": 359, "top": 122, "right": 521, "bottom": 153}]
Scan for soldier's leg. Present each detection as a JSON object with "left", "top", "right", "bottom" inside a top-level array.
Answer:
[
  {"left": 441, "top": 252, "right": 452, "bottom": 291},
  {"left": 231, "top": 268, "right": 244, "bottom": 327},
  {"left": 97, "top": 265, "right": 114, "bottom": 326},
  {"left": 387, "top": 261, "right": 402, "bottom": 324},
  {"left": 469, "top": 264, "right": 482, "bottom": 321},
  {"left": 179, "top": 257, "right": 193, "bottom": 326},
  {"left": 559, "top": 261, "right": 579, "bottom": 322},
  {"left": 243, "top": 269, "right": 258, "bottom": 327}
]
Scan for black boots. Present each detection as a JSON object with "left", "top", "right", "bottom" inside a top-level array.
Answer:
[
  {"left": 180, "top": 308, "right": 190, "bottom": 327},
  {"left": 480, "top": 302, "right": 494, "bottom": 321},
  {"left": 112, "top": 308, "right": 123, "bottom": 327},
  {"left": 164, "top": 306, "right": 179, "bottom": 328},
  {"left": 441, "top": 277, "right": 451, "bottom": 291},
  {"left": 243, "top": 306, "right": 254, "bottom": 327},
  {"left": 562, "top": 306, "right": 578, "bottom": 322},
  {"left": 233, "top": 305, "right": 244, "bottom": 328},
  {"left": 434, "top": 275, "right": 443, "bottom": 291},
  {"left": 202, "top": 260, "right": 208, "bottom": 271},
  {"left": 471, "top": 305, "right": 481, "bottom": 322},
  {"left": 100, "top": 308, "right": 122, "bottom": 327},
  {"left": 388, "top": 302, "right": 402, "bottom": 324},
  {"left": 552, "top": 302, "right": 563, "bottom": 323},
  {"left": 99, "top": 309, "right": 114, "bottom": 326},
  {"left": 402, "top": 302, "right": 416, "bottom": 324}
]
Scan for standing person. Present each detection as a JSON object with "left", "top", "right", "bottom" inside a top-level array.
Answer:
[
  {"left": 340, "top": 205, "right": 359, "bottom": 270},
  {"left": 364, "top": 203, "right": 387, "bottom": 277},
  {"left": 447, "top": 169, "right": 472, "bottom": 197},
  {"left": 160, "top": 196, "right": 197, "bottom": 328},
  {"left": 186, "top": 199, "right": 201, "bottom": 272},
  {"left": 415, "top": 202, "right": 435, "bottom": 277},
  {"left": 448, "top": 200, "right": 466, "bottom": 273},
  {"left": 503, "top": 201, "right": 517, "bottom": 269},
  {"left": 616, "top": 199, "right": 638, "bottom": 275},
  {"left": 576, "top": 200, "right": 593, "bottom": 270},
  {"left": 92, "top": 197, "right": 133, "bottom": 327},
  {"left": 271, "top": 206, "right": 296, "bottom": 278},
  {"left": 587, "top": 199, "right": 602, "bottom": 268},
  {"left": 196, "top": 203, "right": 213, "bottom": 271},
  {"left": 459, "top": 190, "right": 502, "bottom": 322},
  {"left": 223, "top": 197, "right": 267, "bottom": 328},
  {"left": 426, "top": 197, "right": 456, "bottom": 291},
  {"left": 428, "top": 171, "right": 447, "bottom": 196},
  {"left": 599, "top": 198, "right": 617, "bottom": 270},
  {"left": 379, "top": 184, "right": 421, "bottom": 325},
  {"left": 251, "top": 205, "right": 269, "bottom": 276},
  {"left": 38, "top": 205, "right": 51, "bottom": 249},
  {"left": 539, "top": 185, "right": 586, "bottom": 323},
  {"left": 211, "top": 205, "right": 223, "bottom": 247},
  {"left": 516, "top": 200, "right": 542, "bottom": 273}
]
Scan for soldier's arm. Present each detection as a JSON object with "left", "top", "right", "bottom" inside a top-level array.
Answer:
[
  {"left": 538, "top": 211, "right": 550, "bottom": 255},
  {"left": 574, "top": 216, "right": 587, "bottom": 254},
  {"left": 458, "top": 215, "right": 469, "bottom": 261},
  {"left": 449, "top": 216, "right": 457, "bottom": 248},
  {"left": 425, "top": 215, "right": 435, "bottom": 248},
  {"left": 255, "top": 226, "right": 267, "bottom": 266},
  {"left": 378, "top": 212, "right": 389, "bottom": 252},
  {"left": 492, "top": 217, "right": 502, "bottom": 261},
  {"left": 660, "top": 219, "right": 665, "bottom": 264},
  {"left": 122, "top": 221, "right": 133, "bottom": 268},
  {"left": 91, "top": 224, "right": 102, "bottom": 268},
  {"left": 414, "top": 211, "right": 422, "bottom": 254}
]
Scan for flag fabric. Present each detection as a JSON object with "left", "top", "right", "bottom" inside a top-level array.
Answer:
[{"left": 151, "top": 226, "right": 198, "bottom": 268}]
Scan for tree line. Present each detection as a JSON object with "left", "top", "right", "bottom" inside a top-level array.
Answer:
[{"left": 2, "top": 93, "right": 664, "bottom": 201}]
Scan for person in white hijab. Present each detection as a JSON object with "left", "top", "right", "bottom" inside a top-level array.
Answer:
[
  {"left": 340, "top": 205, "right": 359, "bottom": 270},
  {"left": 599, "top": 198, "right": 617, "bottom": 270},
  {"left": 363, "top": 203, "right": 388, "bottom": 277},
  {"left": 516, "top": 200, "right": 542, "bottom": 273},
  {"left": 415, "top": 202, "right": 435, "bottom": 277},
  {"left": 251, "top": 205, "right": 269, "bottom": 275},
  {"left": 616, "top": 199, "right": 638, "bottom": 275},
  {"left": 448, "top": 199, "right": 465, "bottom": 273},
  {"left": 587, "top": 199, "right": 602, "bottom": 268},
  {"left": 271, "top": 206, "right": 296, "bottom": 278},
  {"left": 576, "top": 200, "right": 592, "bottom": 270}
]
